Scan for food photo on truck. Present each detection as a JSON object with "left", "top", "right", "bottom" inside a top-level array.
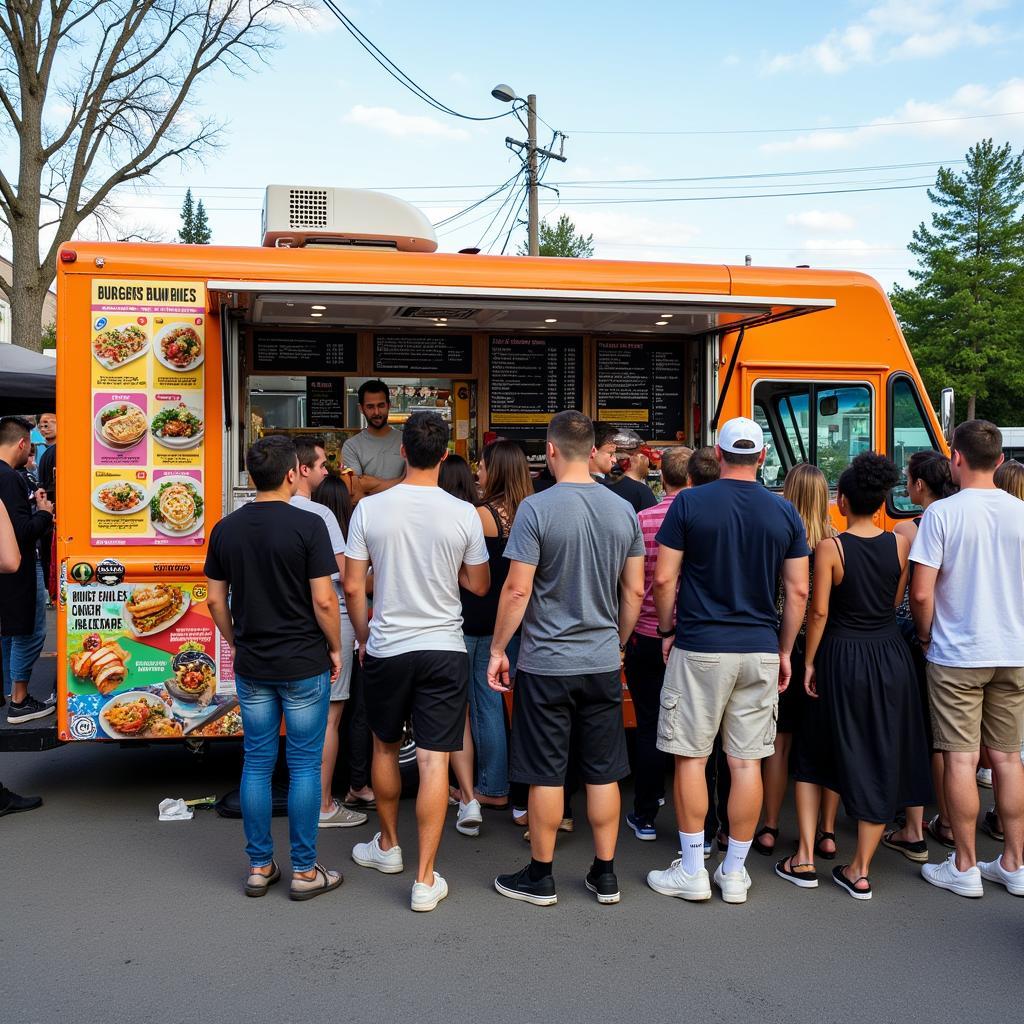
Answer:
[{"left": 0, "top": 185, "right": 951, "bottom": 772}]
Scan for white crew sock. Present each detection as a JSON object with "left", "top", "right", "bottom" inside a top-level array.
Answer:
[
  {"left": 723, "top": 836, "right": 753, "bottom": 875},
  {"left": 679, "top": 831, "right": 705, "bottom": 875}
]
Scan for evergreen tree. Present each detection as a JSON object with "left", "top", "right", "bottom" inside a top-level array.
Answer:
[
  {"left": 891, "top": 139, "right": 1024, "bottom": 423},
  {"left": 193, "top": 199, "right": 212, "bottom": 244},
  {"left": 518, "top": 214, "right": 594, "bottom": 257},
  {"left": 178, "top": 188, "right": 196, "bottom": 243}
]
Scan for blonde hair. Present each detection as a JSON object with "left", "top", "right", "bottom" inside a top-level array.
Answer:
[
  {"left": 995, "top": 460, "right": 1024, "bottom": 501},
  {"left": 783, "top": 463, "right": 834, "bottom": 548}
]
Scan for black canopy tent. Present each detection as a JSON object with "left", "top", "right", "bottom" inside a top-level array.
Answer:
[{"left": 0, "top": 344, "right": 56, "bottom": 415}]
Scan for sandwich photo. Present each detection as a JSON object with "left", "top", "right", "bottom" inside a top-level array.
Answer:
[{"left": 123, "top": 584, "right": 187, "bottom": 635}]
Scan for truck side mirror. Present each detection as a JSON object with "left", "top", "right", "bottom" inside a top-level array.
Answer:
[{"left": 940, "top": 388, "right": 955, "bottom": 444}]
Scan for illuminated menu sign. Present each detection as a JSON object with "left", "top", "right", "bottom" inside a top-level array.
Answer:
[
  {"left": 373, "top": 334, "right": 473, "bottom": 374},
  {"left": 488, "top": 336, "right": 583, "bottom": 439},
  {"left": 596, "top": 340, "right": 686, "bottom": 440}
]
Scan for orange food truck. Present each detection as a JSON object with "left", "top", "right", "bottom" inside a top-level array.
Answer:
[{"left": 39, "top": 186, "right": 951, "bottom": 748}]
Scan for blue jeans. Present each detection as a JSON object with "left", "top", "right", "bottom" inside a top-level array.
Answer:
[
  {"left": 2, "top": 562, "right": 48, "bottom": 699},
  {"left": 235, "top": 670, "right": 330, "bottom": 872},
  {"left": 465, "top": 634, "right": 519, "bottom": 798}
]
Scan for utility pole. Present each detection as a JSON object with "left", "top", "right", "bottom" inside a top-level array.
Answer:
[{"left": 501, "top": 91, "right": 566, "bottom": 256}]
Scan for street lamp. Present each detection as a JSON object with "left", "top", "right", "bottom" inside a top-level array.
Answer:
[{"left": 491, "top": 84, "right": 565, "bottom": 256}]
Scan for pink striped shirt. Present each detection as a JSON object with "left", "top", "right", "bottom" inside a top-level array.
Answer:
[{"left": 635, "top": 492, "right": 676, "bottom": 638}]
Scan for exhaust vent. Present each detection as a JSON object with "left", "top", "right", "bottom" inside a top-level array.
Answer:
[{"left": 288, "top": 188, "right": 328, "bottom": 229}]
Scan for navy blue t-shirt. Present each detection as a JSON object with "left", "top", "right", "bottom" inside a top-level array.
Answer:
[{"left": 656, "top": 478, "right": 810, "bottom": 653}]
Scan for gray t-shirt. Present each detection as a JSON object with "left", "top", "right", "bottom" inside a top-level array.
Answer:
[
  {"left": 505, "top": 482, "right": 644, "bottom": 675},
  {"left": 342, "top": 428, "right": 405, "bottom": 481}
]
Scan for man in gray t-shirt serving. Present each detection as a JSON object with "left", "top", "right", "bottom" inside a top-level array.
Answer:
[
  {"left": 342, "top": 380, "right": 405, "bottom": 501},
  {"left": 487, "top": 411, "right": 646, "bottom": 907}
]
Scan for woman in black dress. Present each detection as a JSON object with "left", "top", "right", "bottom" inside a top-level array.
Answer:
[{"left": 803, "top": 452, "right": 933, "bottom": 900}]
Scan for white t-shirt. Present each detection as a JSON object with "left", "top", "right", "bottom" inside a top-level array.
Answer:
[
  {"left": 346, "top": 484, "right": 488, "bottom": 658},
  {"left": 290, "top": 494, "right": 346, "bottom": 607},
  {"left": 910, "top": 487, "right": 1024, "bottom": 667}
]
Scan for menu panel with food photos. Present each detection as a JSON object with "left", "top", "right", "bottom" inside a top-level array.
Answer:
[
  {"left": 64, "top": 580, "right": 241, "bottom": 742},
  {"left": 90, "top": 280, "right": 206, "bottom": 545}
]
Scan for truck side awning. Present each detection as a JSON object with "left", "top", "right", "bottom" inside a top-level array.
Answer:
[{"left": 208, "top": 280, "right": 835, "bottom": 336}]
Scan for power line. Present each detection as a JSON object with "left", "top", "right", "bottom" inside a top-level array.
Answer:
[
  {"left": 319, "top": 0, "right": 512, "bottom": 122},
  {"left": 566, "top": 109, "right": 1024, "bottom": 137},
  {"left": 431, "top": 171, "right": 521, "bottom": 228}
]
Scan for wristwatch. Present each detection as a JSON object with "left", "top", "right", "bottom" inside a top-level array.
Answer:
[{"left": 656, "top": 625, "right": 675, "bottom": 639}]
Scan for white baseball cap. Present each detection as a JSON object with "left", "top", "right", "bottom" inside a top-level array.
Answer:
[{"left": 718, "top": 416, "right": 765, "bottom": 454}]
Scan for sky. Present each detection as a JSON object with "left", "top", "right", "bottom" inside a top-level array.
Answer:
[{"left": 90, "top": 0, "right": 1024, "bottom": 290}]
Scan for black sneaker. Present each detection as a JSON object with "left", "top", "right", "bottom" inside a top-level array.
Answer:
[
  {"left": 494, "top": 865, "right": 558, "bottom": 906},
  {"left": 585, "top": 869, "right": 621, "bottom": 904},
  {"left": 0, "top": 786, "right": 43, "bottom": 816},
  {"left": 6, "top": 695, "right": 56, "bottom": 724}
]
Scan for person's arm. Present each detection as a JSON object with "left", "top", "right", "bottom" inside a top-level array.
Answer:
[
  {"left": 618, "top": 555, "right": 646, "bottom": 645},
  {"left": 653, "top": 545, "right": 683, "bottom": 663},
  {"left": 892, "top": 533, "right": 911, "bottom": 609},
  {"left": 777, "top": 555, "right": 810, "bottom": 693},
  {"left": 205, "top": 578, "right": 234, "bottom": 655},
  {"left": 803, "top": 540, "right": 836, "bottom": 698},
  {"left": 352, "top": 472, "right": 403, "bottom": 499},
  {"left": 910, "top": 566, "right": 938, "bottom": 650},
  {"left": 0, "top": 501, "right": 21, "bottom": 573},
  {"left": 487, "top": 560, "right": 537, "bottom": 691},
  {"left": 343, "top": 557, "right": 370, "bottom": 651},
  {"left": 310, "top": 575, "right": 341, "bottom": 681},
  {"left": 459, "top": 560, "right": 490, "bottom": 596}
]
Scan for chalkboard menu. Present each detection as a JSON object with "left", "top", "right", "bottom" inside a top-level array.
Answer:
[
  {"left": 373, "top": 334, "right": 473, "bottom": 374},
  {"left": 306, "top": 376, "right": 345, "bottom": 427},
  {"left": 488, "top": 336, "right": 583, "bottom": 438},
  {"left": 251, "top": 332, "right": 358, "bottom": 373},
  {"left": 597, "top": 340, "right": 686, "bottom": 440}
]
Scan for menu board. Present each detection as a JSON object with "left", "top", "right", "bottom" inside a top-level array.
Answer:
[
  {"left": 596, "top": 340, "right": 687, "bottom": 440},
  {"left": 251, "top": 331, "right": 358, "bottom": 373},
  {"left": 306, "top": 376, "right": 345, "bottom": 427},
  {"left": 63, "top": 579, "right": 241, "bottom": 742},
  {"left": 373, "top": 333, "right": 473, "bottom": 374},
  {"left": 488, "top": 336, "right": 583, "bottom": 438},
  {"left": 90, "top": 280, "right": 206, "bottom": 546}
]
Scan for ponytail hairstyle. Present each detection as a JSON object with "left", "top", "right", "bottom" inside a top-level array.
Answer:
[{"left": 907, "top": 450, "right": 956, "bottom": 500}]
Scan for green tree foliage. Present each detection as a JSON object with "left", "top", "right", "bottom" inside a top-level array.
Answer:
[
  {"left": 41, "top": 322, "right": 57, "bottom": 350},
  {"left": 891, "top": 139, "right": 1024, "bottom": 424},
  {"left": 178, "top": 189, "right": 211, "bottom": 244},
  {"left": 519, "top": 214, "right": 594, "bottom": 257}
]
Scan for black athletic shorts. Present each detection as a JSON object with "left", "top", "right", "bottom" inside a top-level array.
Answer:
[
  {"left": 362, "top": 650, "right": 469, "bottom": 752},
  {"left": 510, "top": 669, "right": 630, "bottom": 787}
]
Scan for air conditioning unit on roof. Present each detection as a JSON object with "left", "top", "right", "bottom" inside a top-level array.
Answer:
[{"left": 261, "top": 186, "right": 438, "bottom": 252}]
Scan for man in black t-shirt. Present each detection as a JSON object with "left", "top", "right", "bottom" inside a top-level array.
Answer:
[{"left": 205, "top": 435, "right": 344, "bottom": 902}]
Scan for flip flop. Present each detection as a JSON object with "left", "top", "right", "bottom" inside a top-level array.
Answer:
[
  {"left": 753, "top": 825, "right": 779, "bottom": 856},
  {"left": 882, "top": 828, "right": 929, "bottom": 863}
]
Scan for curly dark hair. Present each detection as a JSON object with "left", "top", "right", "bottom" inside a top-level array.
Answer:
[{"left": 837, "top": 451, "right": 901, "bottom": 516}]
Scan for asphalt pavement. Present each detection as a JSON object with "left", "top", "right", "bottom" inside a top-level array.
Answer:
[{"left": 2, "top": 730, "right": 1021, "bottom": 1024}]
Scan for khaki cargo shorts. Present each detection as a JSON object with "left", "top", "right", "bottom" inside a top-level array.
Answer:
[
  {"left": 656, "top": 648, "right": 780, "bottom": 760},
  {"left": 926, "top": 662, "right": 1024, "bottom": 753}
]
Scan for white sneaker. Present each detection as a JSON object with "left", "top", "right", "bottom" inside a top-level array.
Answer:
[
  {"left": 713, "top": 862, "right": 752, "bottom": 904},
  {"left": 456, "top": 799, "right": 483, "bottom": 837},
  {"left": 921, "top": 853, "right": 984, "bottom": 898},
  {"left": 978, "top": 856, "right": 1024, "bottom": 896},
  {"left": 411, "top": 871, "right": 448, "bottom": 912},
  {"left": 976, "top": 767, "right": 993, "bottom": 788},
  {"left": 646, "top": 858, "right": 712, "bottom": 901},
  {"left": 352, "top": 832, "right": 404, "bottom": 874}
]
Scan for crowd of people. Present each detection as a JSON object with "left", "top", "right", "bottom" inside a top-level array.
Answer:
[{"left": 199, "top": 378, "right": 1024, "bottom": 910}]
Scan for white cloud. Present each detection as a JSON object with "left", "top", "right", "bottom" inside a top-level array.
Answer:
[
  {"left": 342, "top": 105, "right": 471, "bottom": 141},
  {"left": 764, "top": 0, "right": 1005, "bottom": 74},
  {"left": 787, "top": 210, "right": 857, "bottom": 231},
  {"left": 722, "top": 54, "right": 741, "bottom": 67},
  {"left": 565, "top": 210, "right": 701, "bottom": 261},
  {"left": 761, "top": 76, "right": 1024, "bottom": 153}
]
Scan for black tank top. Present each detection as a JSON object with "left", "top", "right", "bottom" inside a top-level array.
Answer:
[
  {"left": 461, "top": 503, "right": 512, "bottom": 637},
  {"left": 826, "top": 532, "right": 902, "bottom": 640}
]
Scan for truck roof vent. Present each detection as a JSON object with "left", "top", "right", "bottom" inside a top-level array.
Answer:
[
  {"left": 397, "top": 306, "right": 478, "bottom": 320},
  {"left": 262, "top": 186, "right": 437, "bottom": 252},
  {"left": 289, "top": 188, "right": 328, "bottom": 229}
]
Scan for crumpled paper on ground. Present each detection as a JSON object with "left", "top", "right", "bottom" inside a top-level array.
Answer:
[{"left": 158, "top": 797, "right": 194, "bottom": 821}]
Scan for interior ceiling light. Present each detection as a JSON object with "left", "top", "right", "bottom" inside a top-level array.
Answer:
[
  {"left": 544, "top": 318, "right": 558, "bottom": 323},
  {"left": 661, "top": 313, "right": 673, "bottom": 317},
  {"left": 311, "top": 304, "right": 327, "bottom": 311},
  {"left": 655, "top": 320, "right": 668, "bottom": 325},
  {"left": 310, "top": 312, "right": 323, "bottom": 318}
]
